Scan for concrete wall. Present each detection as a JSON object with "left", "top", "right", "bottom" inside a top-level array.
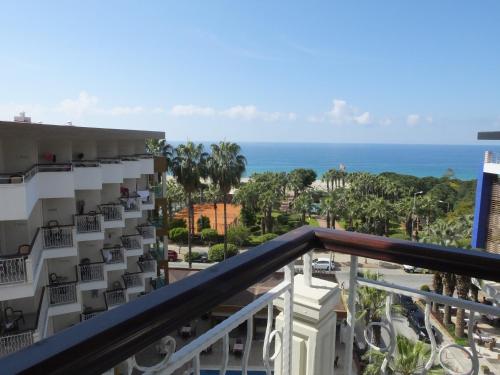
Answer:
[
  {"left": 38, "top": 140, "right": 72, "bottom": 164},
  {"left": 101, "top": 184, "right": 120, "bottom": 204},
  {"left": 41, "top": 198, "right": 75, "bottom": 226},
  {"left": 75, "top": 190, "right": 101, "bottom": 213},
  {"left": 72, "top": 140, "right": 97, "bottom": 160},
  {"left": 97, "top": 141, "right": 118, "bottom": 158},
  {"left": 1, "top": 138, "right": 37, "bottom": 172}
]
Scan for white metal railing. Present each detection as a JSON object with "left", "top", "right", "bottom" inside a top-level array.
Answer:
[
  {"left": 48, "top": 282, "right": 78, "bottom": 306},
  {"left": 102, "top": 247, "right": 125, "bottom": 264},
  {"left": 127, "top": 263, "right": 294, "bottom": 375},
  {"left": 75, "top": 214, "right": 102, "bottom": 233},
  {"left": 105, "top": 289, "right": 126, "bottom": 308},
  {"left": 99, "top": 204, "right": 123, "bottom": 221},
  {"left": 78, "top": 263, "right": 104, "bottom": 283},
  {"left": 122, "top": 273, "right": 143, "bottom": 289},
  {"left": 0, "top": 257, "right": 27, "bottom": 285},
  {"left": 121, "top": 235, "right": 142, "bottom": 251},
  {"left": 120, "top": 196, "right": 141, "bottom": 212},
  {"left": 81, "top": 310, "right": 105, "bottom": 321},
  {"left": 41, "top": 226, "right": 74, "bottom": 249},
  {"left": 0, "top": 331, "right": 34, "bottom": 357},
  {"left": 99, "top": 158, "right": 122, "bottom": 165},
  {"left": 137, "top": 224, "right": 155, "bottom": 239},
  {"left": 72, "top": 160, "right": 100, "bottom": 168},
  {"left": 138, "top": 260, "right": 156, "bottom": 273}
]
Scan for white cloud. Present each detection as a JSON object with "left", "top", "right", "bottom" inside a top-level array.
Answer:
[
  {"left": 318, "top": 99, "right": 373, "bottom": 125},
  {"left": 406, "top": 114, "right": 420, "bottom": 126},
  {"left": 56, "top": 91, "right": 98, "bottom": 117},
  {"left": 168, "top": 104, "right": 296, "bottom": 122},
  {"left": 379, "top": 117, "right": 392, "bottom": 126}
]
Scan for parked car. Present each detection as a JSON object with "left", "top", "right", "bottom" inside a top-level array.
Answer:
[
  {"left": 408, "top": 309, "right": 437, "bottom": 343},
  {"left": 167, "top": 250, "right": 178, "bottom": 262},
  {"left": 312, "top": 258, "right": 334, "bottom": 271},
  {"left": 403, "top": 265, "right": 423, "bottom": 273}
]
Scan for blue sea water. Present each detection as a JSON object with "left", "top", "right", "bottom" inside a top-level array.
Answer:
[{"left": 171, "top": 142, "right": 500, "bottom": 180}]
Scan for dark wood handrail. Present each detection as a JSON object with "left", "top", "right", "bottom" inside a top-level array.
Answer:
[{"left": 1, "top": 226, "right": 499, "bottom": 374}]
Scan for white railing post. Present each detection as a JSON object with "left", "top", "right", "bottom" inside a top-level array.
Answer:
[
  {"left": 282, "top": 263, "right": 294, "bottom": 375},
  {"left": 344, "top": 255, "right": 358, "bottom": 375},
  {"left": 303, "top": 251, "right": 312, "bottom": 287}
]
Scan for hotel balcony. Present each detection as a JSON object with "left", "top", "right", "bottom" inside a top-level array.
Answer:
[
  {"left": 99, "top": 204, "right": 125, "bottom": 229},
  {"left": 120, "top": 234, "right": 144, "bottom": 257},
  {"left": 80, "top": 308, "right": 106, "bottom": 322},
  {"left": 2, "top": 227, "right": 500, "bottom": 374},
  {"left": 137, "top": 154, "right": 154, "bottom": 175},
  {"left": 47, "top": 281, "right": 81, "bottom": 317},
  {"left": 136, "top": 223, "right": 156, "bottom": 245},
  {"left": 77, "top": 262, "right": 106, "bottom": 291},
  {"left": 122, "top": 272, "right": 144, "bottom": 294},
  {"left": 74, "top": 213, "right": 104, "bottom": 242},
  {"left": 73, "top": 160, "right": 102, "bottom": 190},
  {"left": 0, "top": 163, "right": 74, "bottom": 221},
  {"left": 99, "top": 159, "right": 124, "bottom": 184},
  {"left": 104, "top": 288, "right": 127, "bottom": 310},
  {"left": 0, "top": 225, "right": 77, "bottom": 301},
  {"left": 120, "top": 195, "right": 142, "bottom": 219},
  {"left": 139, "top": 190, "right": 155, "bottom": 211},
  {"left": 121, "top": 156, "right": 142, "bottom": 179},
  {"left": 101, "top": 246, "right": 127, "bottom": 271},
  {"left": 137, "top": 259, "right": 157, "bottom": 278}
]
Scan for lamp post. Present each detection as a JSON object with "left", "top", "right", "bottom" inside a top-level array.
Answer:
[{"left": 411, "top": 191, "right": 423, "bottom": 240}]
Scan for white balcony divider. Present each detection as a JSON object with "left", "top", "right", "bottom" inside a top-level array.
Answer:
[
  {"left": 121, "top": 235, "right": 142, "bottom": 251},
  {"left": 137, "top": 225, "right": 155, "bottom": 239},
  {"left": 128, "top": 264, "right": 295, "bottom": 375},
  {"left": 105, "top": 289, "right": 126, "bottom": 308},
  {"left": 122, "top": 273, "right": 143, "bottom": 289},
  {"left": 41, "top": 226, "right": 74, "bottom": 249},
  {"left": 138, "top": 260, "right": 156, "bottom": 273},
  {"left": 0, "top": 331, "right": 34, "bottom": 357},
  {"left": 0, "top": 257, "right": 27, "bottom": 285},
  {"left": 48, "top": 282, "right": 78, "bottom": 306},
  {"left": 75, "top": 214, "right": 102, "bottom": 233},
  {"left": 102, "top": 247, "right": 125, "bottom": 264},
  {"left": 100, "top": 204, "right": 123, "bottom": 221},
  {"left": 78, "top": 263, "right": 105, "bottom": 282}
]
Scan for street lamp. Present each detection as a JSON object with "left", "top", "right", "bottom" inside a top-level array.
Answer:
[{"left": 411, "top": 191, "right": 424, "bottom": 240}]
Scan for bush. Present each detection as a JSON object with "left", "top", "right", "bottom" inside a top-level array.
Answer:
[
  {"left": 276, "top": 214, "right": 289, "bottom": 225},
  {"left": 197, "top": 215, "right": 211, "bottom": 231},
  {"left": 420, "top": 284, "right": 431, "bottom": 292},
  {"left": 249, "top": 233, "right": 278, "bottom": 246},
  {"left": 208, "top": 243, "right": 238, "bottom": 262},
  {"left": 227, "top": 225, "right": 251, "bottom": 247},
  {"left": 169, "top": 227, "right": 188, "bottom": 244},
  {"left": 201, "top": 228, "right": 219, "bottom": 245},
  {"left": 184, "top": 251, "right": 201, "bottom": 262},
  {"left": 169, "top": 218, "right": 186, "bottom": 230}
]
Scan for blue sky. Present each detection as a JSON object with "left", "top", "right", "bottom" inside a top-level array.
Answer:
[{"left": 1, "top": 1, "right": 499, "bottom": 144}]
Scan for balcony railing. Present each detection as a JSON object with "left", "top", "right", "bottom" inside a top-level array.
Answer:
[
  {"left": 74, "top": 213, "right": 102, "bottom": 234},
  {"left": 137, "top": 259, "right": 156, "bottom": 273},
  {"left": 0, "top": 332, "right": 33, "bottom": 358},
  {"left": 99, "top": 204, "right": 123, "bottom": 221},
  {"left": 120, "top": 196, "right": 141, "bottom": 212},
  {"left": 136, "top": 223, "right": 155, "bottom": 240},
  {"left": 48, "top": 282, "right": 78, "bottom": 306},
  {"left": 99, "top": 158, "right": 122, "bottom": 165},
  {"left": 81, "top": 309, "right": 106, "bottom": 321},
  {"left": 122, "top": 273, "right": 143, "bottom": 289},
  {"left": 120, "top": 234, "right": 142, "bottom": 251},
  {"left": 2, "top": 227, "right": 500, "bottom": 374},
  {"left": 101, "top": 246, "right": 125, "bottom": 264},
  {"left": 72, "top": 160, "right": 100, "bottom": 168},
  {"left": 78, "top": 262, "right": 104, "bottom": 283},
  {"left": 40, "top": 225, "right": 74, "bottom": 249},
  {"left": 0, "top": 163, "right": 73, "bottom": 185},
  {"left": 0, "top": 256, "right": 27, "bottom": 285},
  {"left": 105, "top": 289, "right": 126, "bottom": 308}
]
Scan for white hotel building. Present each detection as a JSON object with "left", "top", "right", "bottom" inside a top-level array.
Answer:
[{"left": 0, "top": 119, "right": 163, "bottom": 356}]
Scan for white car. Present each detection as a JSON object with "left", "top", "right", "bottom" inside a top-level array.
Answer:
[
  {"left": 403, "top": 265, "right": 422, "bottom": 273},
  {"left": 312, "top": 258, "right": 334, "bottom": 271}
]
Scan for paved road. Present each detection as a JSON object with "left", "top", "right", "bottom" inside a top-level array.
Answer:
[{"left": 335, "top": 268, "right": 433, "bottom": 291}]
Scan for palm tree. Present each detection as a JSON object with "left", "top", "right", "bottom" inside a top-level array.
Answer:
[
  {"left": 205, "top": 184, "right": 223, "bottom": 233},
  {"left": 293, "top": 191, "right": 313, "bottom": 225},
  {"left": 171, "top": 142, "right": 208, "bottom": 268},
  {"left": 363, "top": 335, "right": 430, "bottom": 375},
  {"left": 455, "top": 274, "right": 471, "bottom": 338},
  {"left": 442, "top": 272, "right": 456, "bottom": 324},
  {"left": 208, "top": 142, "right": 246, "bottom": 260},
  {"left": 431, "top": 271, "right": 443, "bottom": 313}
]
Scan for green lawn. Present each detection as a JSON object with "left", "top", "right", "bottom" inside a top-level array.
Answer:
[{"left": 306, "top": 217, "right": 320, "bottom": 227}]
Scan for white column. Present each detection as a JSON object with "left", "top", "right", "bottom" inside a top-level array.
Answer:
[
  {"left": 344, "top": 255, "right": 358, "bottom": 375},
  {"left": 274, "top": 274, "right": 340, "bottom": 375}
]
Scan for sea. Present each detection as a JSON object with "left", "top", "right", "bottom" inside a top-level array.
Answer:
[{"left": 173, "top": 143, "right": 500, "bottom": 181}]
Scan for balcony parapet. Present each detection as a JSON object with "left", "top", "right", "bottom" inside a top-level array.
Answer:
[
  {"left": 104, "top": 289, "right": 126, "bottom": 309},
  {"left": 120, "top": 234, "right": 143, "bottom": 256},
  {"left": 81, "top": 309, "right": 106, "bottom": 321},
  {"left": 3, "top": 227, "right": 500, "bottom": 374}
]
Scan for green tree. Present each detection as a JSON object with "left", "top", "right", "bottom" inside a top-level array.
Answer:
[
  {"left": 227, "top": 225, "right": 251, "bottom": 247},
  {"left": 293, "top": 191, "right": 314, "bottom": 225},
  {"left": 200, "top": 228, "right": 218, "bottom": 246},
  {"left": 172, "top": 142, "right": 208, "bottom": 268},
  {"left": 208, "top": 142, "right": 247, "bottom": 260},
  {"left": 169, "top": 227, "right": 188, "bottom": 251},
  {"left": 289, "top": 168, "right": 317, "bottom": 197},
  {"left": 208, "top": 243, "right": 238, "bottom": 262},
  {"left": 197, "top": 215, "right": 211, "bottom": 231},
  {"left": 205, "top": 184, "right": 223, "bottom": 231}
]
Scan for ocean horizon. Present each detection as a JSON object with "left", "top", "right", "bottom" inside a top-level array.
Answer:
[{"left": 171, "top": 142, "right": 500, "bottom": 180}]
